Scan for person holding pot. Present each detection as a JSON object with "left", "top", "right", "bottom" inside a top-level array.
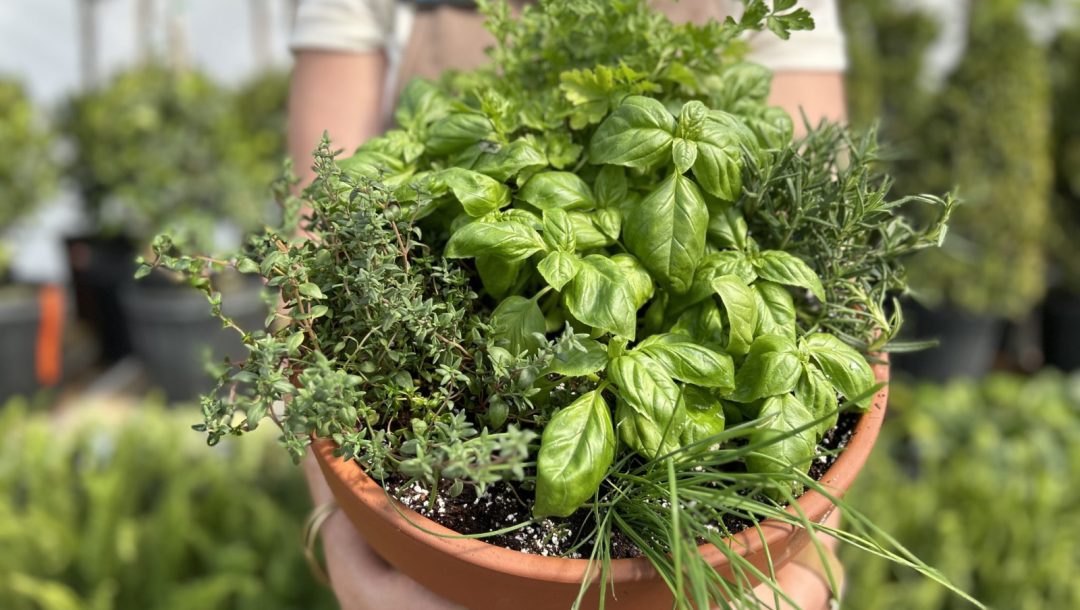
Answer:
[{"left": 290, "top": 1, "right": 849, "bottom": 608}]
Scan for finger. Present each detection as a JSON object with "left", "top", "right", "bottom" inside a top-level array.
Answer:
[{"left": 303, "top": 447, "right": 335, "bottom": 506}]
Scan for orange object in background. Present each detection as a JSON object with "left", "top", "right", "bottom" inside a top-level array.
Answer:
[{"left": 35, "top": 284, "right": 63, "bottom": 386}]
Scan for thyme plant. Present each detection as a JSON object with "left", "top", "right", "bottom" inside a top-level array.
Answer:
[{"left": 145, "top": 1, "right": 974, "bottom": 607}]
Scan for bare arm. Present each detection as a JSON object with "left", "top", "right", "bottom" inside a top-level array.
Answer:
[
  {"left": 768, "top": 71, "right": 848, "bottom": 136},
  {"left": 288, "top": 50, "right": 388, "bottom": 186}
]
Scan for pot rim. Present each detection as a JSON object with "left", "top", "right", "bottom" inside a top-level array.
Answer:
[{"left": 313, "top": 359, "right": 889, "bottom": 585}]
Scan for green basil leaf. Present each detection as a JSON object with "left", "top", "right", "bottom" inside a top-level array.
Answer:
[
  {"left": 707, "top": 206, "right": 749, "bottom": 251},
  {"left": 730, "top": 334, "right": 801, "bottom": 403},
  {"left": 439, "top": 168, "right": 511, "bottom": 217},
  {"left": 742, "top": 104, "right": 794, "bottom": 149},
  {"left": 711, "top": 63, "right": 773, "bottom": 108},
  {"left": 425, "top": 112, "right": 495, "bottom": 156},
  {"left": 804, "top": 333, "right": 875, "bottom": 409},
  {"left": 471, "top": 138, "right": 548, "bottom": 182},
  {"left": 753, "top": 281, "right": 796, "bottom": 340},
  {"left": 745, "top": 394, "right": 816, "bottom": 495},
  {"left": 445, "top": 219, "right": 546, "bottom": 262},
  {"left": 588, "top": 96, "right": 676, "bottom": 170},
  {"left": 754, "top": 251, "right": 825, "bottom": 301},
  {"left": 491, "top": 296, "right": 547, "bottom": 356},
  {"left": 548, "top": 337, "right": 609, "bottom": 376},
  {"left": 672, "top": 137, "right": 698, "bottom": 174},
  {"left": 692, "top": 113, "right": 745, "bottom": 201},
  {"left": 610, "top": 253, "right": 654, "bottom": 309},
  {"left": 795, "top": 365, "right": 839, "bottom": 439},
  {"left": 537, "top": 251, "right": 581, "bottom": 291},
  {"left": 594, "top": 165, "right": 628, "bottom": 208},
  {"left": 395, "top": 78, "right": 450, "bottom": 132},
  {"left": 711, "top": 274, "right": 759, "bottom": 357},
  {"left": 565, "top": 255, "right": 639, "bottom": 339},
  {"left": 681, "top": 251, "right": 756, "bottom": 314},
  {"left": 568, "top": 211, "right": 618, "bottom": 249},
  {"left": 679, "top": 385, "right": 726, "bottom": 446},
  {"left": 671, "top": 300, "right": 726, "bottom": 348},
  {"left": 676, "top": 100, "right": 708, "bottom": 140},
  {"left": 534, "top": 390, "right": 616, "bottom": 518},
  {"left": 518, "top": 171, "right": 596, "bottom": 211},
  {"left": 609, "top": 353, "right": 684, "bottom": 458},
  {"left": 625, "top": 172, "right": 708, "bottom": 294},
  {"left": 476, "top": 255, "right": 523, "bottom": 300},
  {"left": 637, "top": 334, "right": 734, "bottom": 391},
  {"left": 542, "top": 208, "right": 576, "bottom": 252}
]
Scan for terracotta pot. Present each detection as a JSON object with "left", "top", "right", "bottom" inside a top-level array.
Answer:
[{"left": 313, "top": 361, "right": 890, "bottom": 610}]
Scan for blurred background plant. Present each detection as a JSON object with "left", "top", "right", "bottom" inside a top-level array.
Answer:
[
  {"left": 0, "top": 399, "right": 337, "bottom": 610},
  {"left": 0, "top": 79, "right": 57, "bottom": 279},
  {"left": 843, "top": 371, "right": 1080, "bottom": 610}
]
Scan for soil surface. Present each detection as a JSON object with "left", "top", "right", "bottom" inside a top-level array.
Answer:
[{"left": 386, "top": 411, "right": 860, "bottom": 559}]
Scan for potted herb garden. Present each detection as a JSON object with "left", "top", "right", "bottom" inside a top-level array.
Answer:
[
  {"left": 147, "top": 1, "right": 978, "bottom": 608},
  {"left": 63, "top": 65, "right": 273, "bottom": 397},
  {"left": 0, "top": 79, "right": 56, "bottom": 402}
]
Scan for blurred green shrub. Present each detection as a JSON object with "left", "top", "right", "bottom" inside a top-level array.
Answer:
[
  {"left": 1049, "top": 26, "right": 1080, "bottom": 289},
  {"left": 844, "top": 372, "right": 1080, "bottom": 609},
  {"left": 60, "top": 66, "right": 274, "bottom": 254},
  {"left": 842, "top": 0, "right": 1052, "bottom": 318},
  {"left": 0, "top": 79, "right": 56, "bottom": 276},
  {"left": 0, "top": 401, "right": 336, "bottom": 610}
]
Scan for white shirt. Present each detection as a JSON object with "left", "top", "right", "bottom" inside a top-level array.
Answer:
[{"left": 290, "top": 0, "right": 848, "bottom": 73}]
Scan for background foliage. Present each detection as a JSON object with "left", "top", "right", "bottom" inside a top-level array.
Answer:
[
  {"left": 0, "top": 401, "right": 336, "bottom": 610},
  {"left": 844, "top": 372, "right": 1080, "bottom": 609}
]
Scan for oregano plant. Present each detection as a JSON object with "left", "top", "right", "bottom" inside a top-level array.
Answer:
[{"left": 143, "top": 1, "right": 976, "bottom": 608}]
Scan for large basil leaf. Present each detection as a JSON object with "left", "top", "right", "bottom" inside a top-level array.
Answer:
[
  {"left": 476, "top": 255, "right": 523, "bottom": 300},
  {"left": 534, "top": 390, "right": 616, "bottom": 518},
  {"left": 753, "top": 281, "right": 796, "bottom": 339},
  {"left": 707, "top": 206, "right": 749, "bottom": 251},
  {"left": 681, "top": 251, "right": 756, "bottom": 314},
  {"left": 610, "top": 253, "right": 654, "bottom": 308},
  {"left": 594, "top": 165, "right": 628, "bottom": 208},
  {"left": 518, "top": 171, "right": 596, "bottom": 211},
  {"left": 795, "top": 365, "right": 839, "bottom": 439},
  {"left": 625, "top": 172, "right": 708, "bottom": 294},
  {"left": 472, "top": 138, "right": 548, "bottom": 182},
  {"left": 691, "top": 113, "right": 745, "bottom": 201},
  {"left": 445, "top": 219, "right": 546, "bottom": 262},
  {"left": 679, "top": 385, "right": 726, "bottom": 445},
  {"left": 671, "top": 300, "right": 726, "bottom": 347},
  {"left": 754, "top": 251, "right": 825, "bottom": 301},
  {"left": 745, "top": 394, "right": 816, "bottom": 494},
  {"left": 711, "top": 62, "right": 773, "bottom": 108},
  {"left": 672, "top": 137, "right": 698, "bottom": 174},
  {"left": 425, "top": 113, "right": 495, "bottom": 156},
  {"left": 542, "top": 208, "right": 576, "bottom": 252},
  {"left": 548, "top": 337, "right": 608, "bottom": 376},
  {"left": 565, "top": 255, "right": 639, "bottom": 339},
  {"left": 637, "top": 334, "right": 734, "bottom": 391},
  {"left": 537, "top": 251, "right": 580, "bottom": 291},
  {"left": 568, "top": 211, "right": 618, "bottom": 249},
  {"left": 395, "top": 78, "right": 450, "bottom": 133},
  {"left": 609, "top": 353, "right": 684, "bottom": 458},
  {"left": 742, "top": 104, "right": 794, "bottom": 149},
  {"left": 588, "top": 96, "right": 676, "bottom": 170},
  {"left": 730, "top": 334, "right": 801, "bottom": 403},
  {"left": 804, "top": 333, "right": 875, "bottom": 409},
  {"left": 439, "top": 168, "right": 510, "bottom": 217},
  {"left": 491, "top": 296, "right": 547, "bottom": 356},
  {"left": 710, "top": 274, "right": 759, "bottom": 356}
]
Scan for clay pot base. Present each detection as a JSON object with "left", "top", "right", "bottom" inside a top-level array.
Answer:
[{"left": 313, "top": 362, "right": 889, "bottom": 610}]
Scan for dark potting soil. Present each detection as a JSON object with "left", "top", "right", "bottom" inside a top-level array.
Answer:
[{"left": 386, "top": 411, "right": 860, "bottom": 560}]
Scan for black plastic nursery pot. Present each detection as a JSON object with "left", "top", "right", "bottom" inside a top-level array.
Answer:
[
  {"left": 1042, "top": 289, "right": 1080, "bottom": 372},
  {"left": 65, "top": 235, "right": 136, "bottom": 362},
  {"left": 121, "top": 276, "right": 265, "bottom": 403},
  {"left": 0, "top": 286, "right": 42, "bottom": 403},
  {"left": 892, "top": 300, "right": 1004, "bottom": 382}
]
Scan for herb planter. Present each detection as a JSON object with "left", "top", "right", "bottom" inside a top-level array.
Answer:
[
  {"left": 0, "top": 286, "right": 41, "bottom": 402},
  {"left": 65, "top": 235, "right": 136, "bottom": 362},
  {"left": 1042, "top": 289, "right": 1080, "bottom": 372},
  {"left": 313, "top": 363, "right": 887, "bottom": 610},
  {"left": 121, "top": 278, "right": 264, "bottom": 402},
  {"left": 892, "top": 301, "right": 1003, "bottom": 382}
]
